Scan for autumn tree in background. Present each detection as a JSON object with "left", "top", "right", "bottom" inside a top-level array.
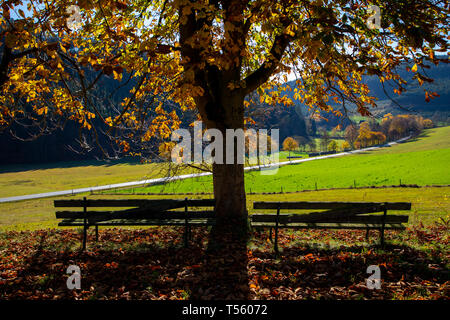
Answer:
[
  {"left": 423, "top": 118, "right": 434, "bottom": 128},
  {"left": 328, "top": 140, "right": 338, "bottom": 152},
  {"left": 357, "top": 122, "right": 371, "bottom": 147},
  {"left": 380, "top": 114, "right": 425, "bottom": 140},
  {"left": 0, "top": 0, "right": 448, "bottom": 237},
  {"left": 342, "top": 140, "right": 351, "bottom": 150},
  {"left": 319, "top": 130, "right": 331, "bottom": 151},
  {"left": 244, "top": 130, "right": 275, "bottom": 165},
  {"left": 308, "top": 139, "right": 317, "bottom": 153},
  {"left": 295, "top": 135, "right": 309, "bottom": 152},
  {"left": 282, "top": 136, "right": 298, "bottom": 158},
  {"left": 344, "top": 124, "right": 359, "bottom": 148},
  {"left": 371, "top": 131, "right": 386, "bottom": 145}
]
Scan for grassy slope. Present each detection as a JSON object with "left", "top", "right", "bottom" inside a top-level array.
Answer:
[{"left": 136, "top": 126, "right": 450, "bottom": 194}]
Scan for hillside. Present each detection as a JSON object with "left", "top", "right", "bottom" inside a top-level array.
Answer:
[{"left": 284, "top": 56, "right": 450, "bottom": 125}]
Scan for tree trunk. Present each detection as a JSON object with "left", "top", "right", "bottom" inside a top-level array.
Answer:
[
  {"left": 212, "top": 162, "right": 247, "bottom": 238},
  {"left": 198, "top": 89, "right": 249, "bottom": 242}
]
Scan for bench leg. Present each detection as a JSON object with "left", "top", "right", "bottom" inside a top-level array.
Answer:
[
  {"left": 365, "top": 228, "right": 370, "bottom": 241},
  {"left": 380, "top": 207, "right": 387, "bottom": 248},
  {"left": 269, "top": 228, "right": 273, "bottom": 242},
  {"left": 95, "top": 226, "right": 99, "bottom": 242},
  {"left": 82, "top": 225, "right": 88, "bottom": 251},
  {"left": 274, "top": 227, "right": 279, "bottom": 255}
]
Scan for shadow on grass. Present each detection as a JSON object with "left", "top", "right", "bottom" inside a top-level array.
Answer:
[{"left": 0, "top": 157, "right": 144, "bottom": 174}]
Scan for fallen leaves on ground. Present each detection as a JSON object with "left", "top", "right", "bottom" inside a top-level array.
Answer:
[{"left": 0, "top": 222, "right": 448, "bottom": 300}]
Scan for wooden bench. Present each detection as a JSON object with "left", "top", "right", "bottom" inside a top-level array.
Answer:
[
  {"left": 54, "top": 197, "right": 216, "bottom": 250},
  {"left": 250, "top": 201, "right": 411, "bottom": 253}
]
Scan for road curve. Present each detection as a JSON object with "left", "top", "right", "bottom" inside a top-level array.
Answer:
[{"left": 0, "top": 136, "right": 410, "bottom": 203}]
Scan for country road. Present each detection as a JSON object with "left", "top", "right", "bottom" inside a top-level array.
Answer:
[{"left": 0, "top": 136, "right": 411, "bottom": 203}]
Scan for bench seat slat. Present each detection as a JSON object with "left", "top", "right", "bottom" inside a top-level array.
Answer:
[
  {"left": 251, "top": 213, "right": 409, "bottom": 224},
  {"left": 58, "top": 218, "right": 216, "bottom": 227},
  {"left": 251, "top": 222, "right": 406, "bottom": 230},
  {"left": 56, "top": 210, "right": 215, "bottom": 220},
  {"left": 54, "top": 199, "right": 215, "bottom": 208}
]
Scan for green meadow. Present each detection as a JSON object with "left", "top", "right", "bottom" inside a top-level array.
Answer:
[
  {"left": 123, "top": 126, "right": 450, "bottom": 194},
  {"left": 0, "top": 126, "right": 448, "bottom": 231}
]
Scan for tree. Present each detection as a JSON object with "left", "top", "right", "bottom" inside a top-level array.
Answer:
[
  {"left": 342, "top": 141, "right": 351, "bottom": 151},
  {"left": 282, "top": 136, "right": 298, "bottom": 158},
  {"left": 357, "top": 122, "right": 371, "bottom": 147},
  {"left": 423, "top": 119, "right": 434, "bottom": 129},
  {"left": 295, "top": 135, "right": 309, "bottom": 152},
  {"left": 0, "top": 0, "right": 447, "bottom": 239},
  {"left": 244, "top": 129, "right": 275, "bottom": 165},
  {"left": 319, "top": 130, "right": 331, "bottom": 151},
  {"left": 308, "top": 139, "right": 317, "bottom": 153},
  {"left": 328, "top": 140, "right": 338, "bottom": 152},
  {"left": 371, "top": 131, "right": 386, "bottom": 145},
  {"left": 388, "top": 117, "right": 409, "bottom": 140},
  {"left": 344, "top": 125, "right": 359, "bottom": 148}
]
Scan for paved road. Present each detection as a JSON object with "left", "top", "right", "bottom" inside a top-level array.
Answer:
[{"left": 0, "top": 136, "right": 410, "bottom": 203}]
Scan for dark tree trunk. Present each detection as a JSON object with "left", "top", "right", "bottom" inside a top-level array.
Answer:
[
  {"left": 212, "top": 162, "right": 247, "bottom": 236},
  {"left": 198, "top": 90, "right": 249, "bottom": 243}
]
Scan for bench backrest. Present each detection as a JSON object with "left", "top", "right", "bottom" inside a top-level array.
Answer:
[
  {"left": 252, "top": 201, "right": 411, "bottom": 224},
  {"left": 253, "top": 201, "right": 411, "bottom": 210},
  {"left": 55, "top": 198, "right": 215, "bottom": 208},
  {"left": 54, "top": 198, "right": 216, "bottom": 221}
]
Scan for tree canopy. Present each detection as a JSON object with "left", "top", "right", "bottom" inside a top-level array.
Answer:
[
  {"left": 1, "top": 1, "right": 448, "bottom": 141},
  {"left": 0, "top": 0, "right": 448, "bottom": 232}
]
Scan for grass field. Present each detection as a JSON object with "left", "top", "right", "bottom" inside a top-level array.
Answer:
[
  {"left": 0, "top": 136, "right": 347, "bottom": 198},
  {"left": 129, "top": 126, "right": 450, "bottom": 194},
  {"left": 0, "top": 186, "right": 448, "bottom": 231},
  {"left": 0, "top": 126, "right": 448, "bottom": 231},
  {"left": 0, "top": 159, "right": 201, "bottom": 198}
]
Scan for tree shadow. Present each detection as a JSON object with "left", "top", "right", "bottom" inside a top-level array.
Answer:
[
  {"left": 0, "top": 157, "right": 143, "bottom": 174},
  {"left": 4, "top": 228, "right": 249, "bottom": 300}
]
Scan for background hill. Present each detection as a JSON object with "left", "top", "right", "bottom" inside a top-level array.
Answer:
[{"left": 283, "top": 55, "right": 450, "bottom": 128}]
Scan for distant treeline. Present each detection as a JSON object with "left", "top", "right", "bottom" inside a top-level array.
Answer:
[{"left": 0, "top": 121, "right": 113, "bottom": 165}]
